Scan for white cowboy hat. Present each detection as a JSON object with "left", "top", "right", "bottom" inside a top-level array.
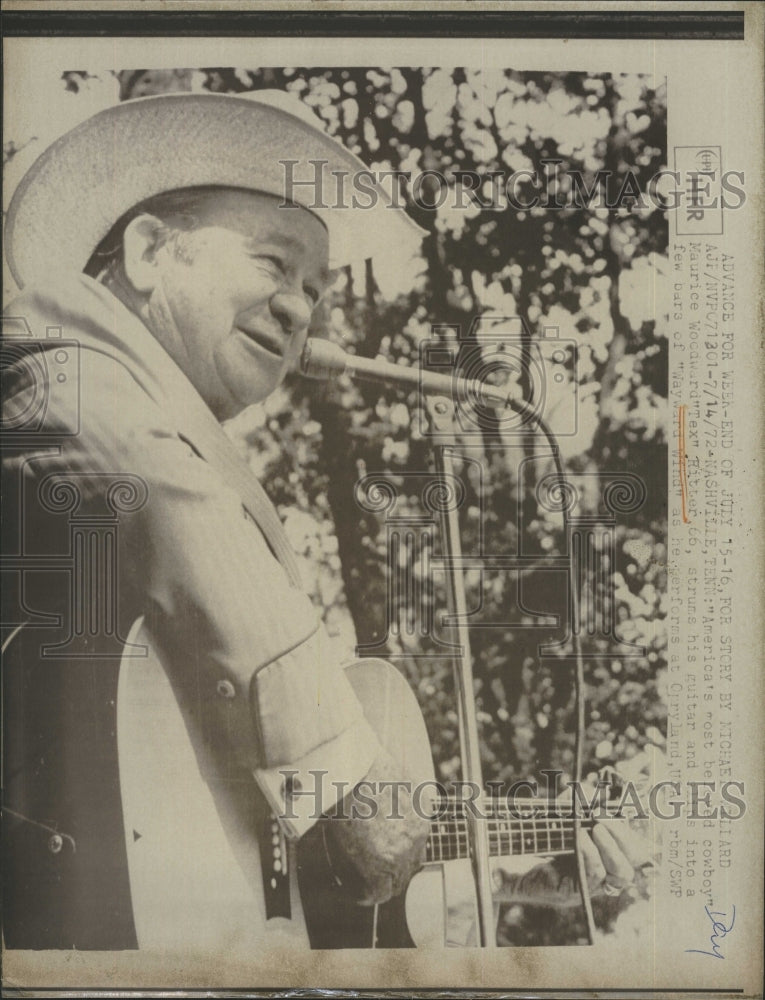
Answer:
[{"left": 4, "top": 89, "right": 426, "bottom": 287}]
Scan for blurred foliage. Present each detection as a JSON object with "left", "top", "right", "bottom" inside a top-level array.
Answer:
[{"left": 65, "top": 65, "right": 668, "bottom": 792}]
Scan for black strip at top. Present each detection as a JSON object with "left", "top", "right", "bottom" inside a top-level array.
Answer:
[{"left": 0, "top": 10, "right": 746, "bottom": 40}]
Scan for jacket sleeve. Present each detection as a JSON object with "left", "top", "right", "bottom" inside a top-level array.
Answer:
[{"left": 3, "top": 343, "right": 381, "bottom": 839}]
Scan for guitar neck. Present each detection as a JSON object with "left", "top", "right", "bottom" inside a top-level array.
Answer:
[{"left": 424, "top": 800, "right": 614, "bottom": 864}]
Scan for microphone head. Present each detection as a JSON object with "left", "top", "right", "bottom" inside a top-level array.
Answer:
[{"left": 299, "top": 338, "right": 349, "bottom": 380}]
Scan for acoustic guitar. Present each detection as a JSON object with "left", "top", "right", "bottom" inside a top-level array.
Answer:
[{"left": 115, "top": 617, "right": 601, "bottom": 951}]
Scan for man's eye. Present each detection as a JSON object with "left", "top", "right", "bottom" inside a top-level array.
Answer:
[{"left": 251, "top": 254, "right": 284, "bottom": 273}]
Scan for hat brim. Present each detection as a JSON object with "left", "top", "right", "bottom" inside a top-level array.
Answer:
[{"left": 5, "top": 92, "right": 425, "bottom": 287}]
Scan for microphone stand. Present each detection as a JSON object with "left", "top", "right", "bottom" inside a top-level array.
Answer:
[
  {"left": 422, "top": 393, "right": 497, "bottom": 950},
  {"left": 420, "top": 389, "right": 596, "bottom": 949}
]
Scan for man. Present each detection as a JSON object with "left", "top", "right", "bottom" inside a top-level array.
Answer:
[
  {"left": 2, "top": 89, "right": 648, "bottom": 953},
  {"left": 2, "top": 90, "right": 434, "bottom": 951}
]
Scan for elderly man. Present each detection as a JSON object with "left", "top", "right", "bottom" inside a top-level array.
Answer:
[
  {"left": 2, "top": 91, "right": 434, "bottom": 952},
  {"left": 2, "top": 90, "right": 649, "bottom": 954}
]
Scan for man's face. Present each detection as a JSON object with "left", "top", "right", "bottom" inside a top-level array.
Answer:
[{"left": 140, "top": 189, "right": 330, "bottom": 418}]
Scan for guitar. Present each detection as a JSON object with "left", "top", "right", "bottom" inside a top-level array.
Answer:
[
  {"left": 116, "top": 617, "right": 602, "bottom": 950},
  {"left": 116, "top": 616, "right": 434, "bottom": 952}
]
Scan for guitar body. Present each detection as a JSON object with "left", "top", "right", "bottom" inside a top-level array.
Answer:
[
  {"left": 116, "top": 619, "right": 437, "bottom": 950},
  {"left": 116, "top": 619, "right": 308, "bottom": 952},
  {"left": 404, "top": 855, "right": 544, "bottom": 948}
]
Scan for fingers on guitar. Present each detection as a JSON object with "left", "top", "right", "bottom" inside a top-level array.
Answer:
[
  {"left": 604, "top": 820, "right": 655, "bottom": 870},
  {"left": 579, "top": 830, "right": 607, "bottom": 890},
  {"left": 591, "top": 824, "right": 635, "bottom": 885}
]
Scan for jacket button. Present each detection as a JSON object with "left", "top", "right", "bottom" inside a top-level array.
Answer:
[
  {"left": 283, "top": 775, "right": 302, "bottom": 798},
  {"left": 216, "top": 679, "right": 236, "bottom": 699},
  {"left": 48, "top": 834, "right": 64, "bottom": 854}
]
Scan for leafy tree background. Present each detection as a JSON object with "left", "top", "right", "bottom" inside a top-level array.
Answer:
[{"left": 6, "top": 66, "right": 669, "bottom": 940}]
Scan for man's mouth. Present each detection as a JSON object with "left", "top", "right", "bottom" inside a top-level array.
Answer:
[{"left": 237, "top": 327, "right": 285, "bottom": 359}]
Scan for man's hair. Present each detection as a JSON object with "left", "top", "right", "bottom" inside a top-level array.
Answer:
[{"left": 83, "top": 185, "right": 234, "bottom": 279}]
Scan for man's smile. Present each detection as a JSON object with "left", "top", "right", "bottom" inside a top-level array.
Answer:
[{"left": 236, "top": 326, "right": 286, "bottom": 358}]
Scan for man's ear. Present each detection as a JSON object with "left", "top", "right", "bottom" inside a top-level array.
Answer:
[{"left": 122, "top": 214, "right": 167, "bottom": 294}]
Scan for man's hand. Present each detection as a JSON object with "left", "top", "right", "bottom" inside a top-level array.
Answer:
[
  {"left": 579, "top": 817, "right": 656, "bottom": 899},
  {"left": 323, "top": 746, "right": 430, "bottom": 906},
  {"left": 493, "top": 765, "right": 661, "bottom": 908}
]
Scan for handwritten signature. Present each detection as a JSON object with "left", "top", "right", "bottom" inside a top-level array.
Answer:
[{"left": 685, "top": 904, "right": 736, "bottom": 959}]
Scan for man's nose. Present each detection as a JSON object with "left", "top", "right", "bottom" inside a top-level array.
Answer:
[{"left": 269, "top": 290, "right": 312, "bottom": 335}]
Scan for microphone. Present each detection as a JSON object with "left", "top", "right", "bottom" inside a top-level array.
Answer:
[{"left": 299, "top": 338, "right": 524, "bottom": 411}]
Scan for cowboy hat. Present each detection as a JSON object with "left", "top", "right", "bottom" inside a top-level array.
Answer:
[{"left": 4, "top": 89, "right": 425, "bottom": 288}]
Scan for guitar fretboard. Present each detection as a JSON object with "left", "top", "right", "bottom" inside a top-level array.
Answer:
[{"left": 424, "top": 799, "right": 616, "bottom": 864}]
